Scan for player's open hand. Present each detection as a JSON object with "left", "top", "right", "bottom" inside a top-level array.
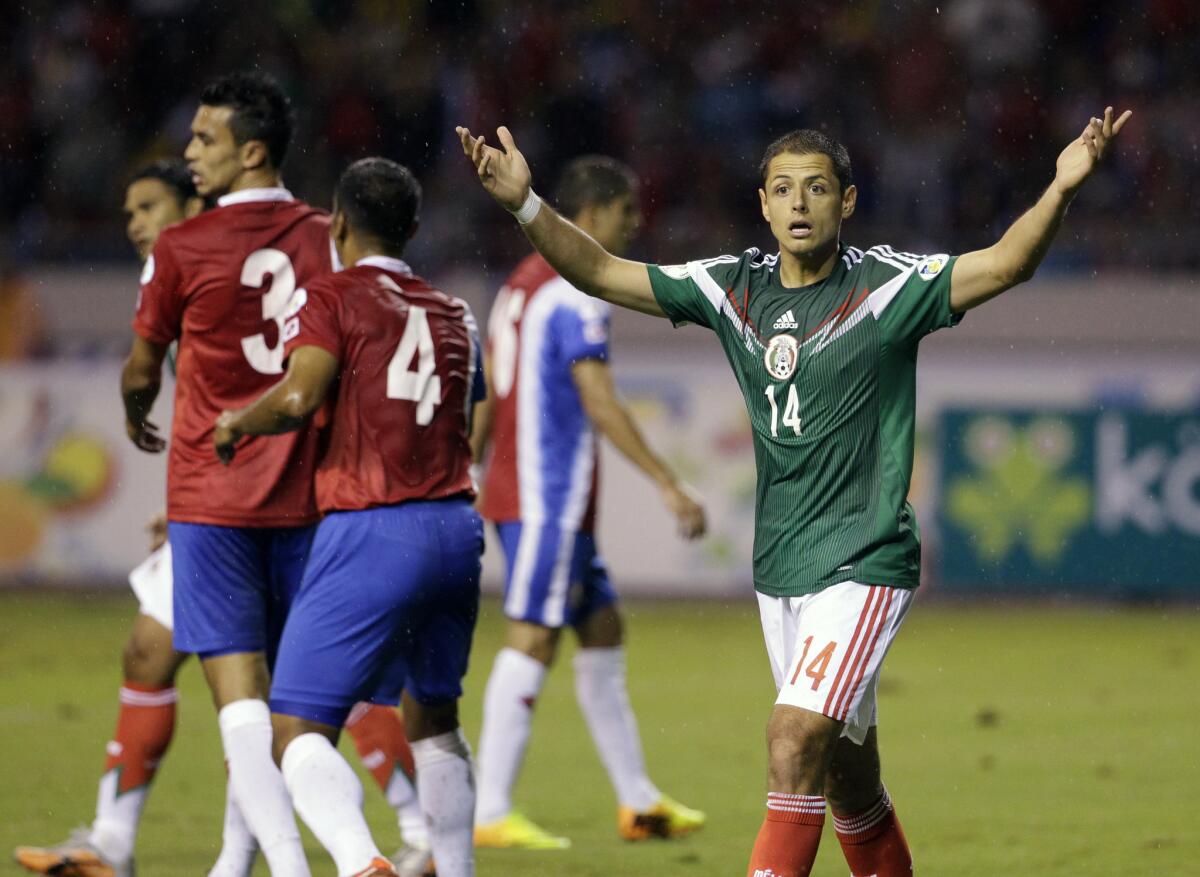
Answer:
[
  {"left": 126, "top": 418, "right": 165, "bottom": 453},
  {"left": 662, "top": 481, "right": 707, "bottom": 540},
  {"left": 213, "top": 411, "right": 239, "bottom": 466},
  {"left": 455, "top": 125, "right": 531, "bottom": 212},
  {"left": 1055, "top": 106, "right": 1132, "bottom": 196}
]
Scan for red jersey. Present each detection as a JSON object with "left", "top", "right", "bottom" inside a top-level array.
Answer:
[
  {"left": 480, "top": 253, "right": 610, "bottom": 532},
  {"left": 284, "top": 256, "right": 483, "bottom": 513},
  {"left": 132, "top": 187, "right": 334, "bottom": 527}
]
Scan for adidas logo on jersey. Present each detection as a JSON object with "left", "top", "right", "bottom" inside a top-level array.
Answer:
[{"left": 773, "top": 309, "right": 798, "bottom": 329}]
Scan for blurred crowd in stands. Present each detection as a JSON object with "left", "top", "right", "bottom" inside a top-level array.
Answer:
[{"left": 1, "top": 0, "right": 1197, "bottom": 299}]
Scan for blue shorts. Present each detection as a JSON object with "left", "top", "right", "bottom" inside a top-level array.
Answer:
[
  {"left": 169, "top": 522, "right": 315, "bottom": 665},
  {"left": 270, "top": 498, "right": 483, "bottom": 728},
  {"left": 496, "top": 522, "right": 617, "bottom": 629}
]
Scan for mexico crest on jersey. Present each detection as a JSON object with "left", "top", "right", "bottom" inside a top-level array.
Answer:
[{"left": 764, "top": 334, "right": 799, "bottom": 381}]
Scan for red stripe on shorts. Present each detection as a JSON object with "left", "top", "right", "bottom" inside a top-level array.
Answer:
[
  {"left": 833, "top": 587, "right": 894, "bottom": 721},
  {"left": 822, "top": 586, "right": 880, "bottom": 717}
]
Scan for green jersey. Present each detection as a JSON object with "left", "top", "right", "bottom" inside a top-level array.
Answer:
[{"left": 649, "top": 244, "right": 961, "bottom": 597}]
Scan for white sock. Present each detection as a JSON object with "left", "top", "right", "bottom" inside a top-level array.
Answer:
[
  {"left": 574, "top": 647, "right": 661, "bottom": 811},
  {"left": 413, "top": 730, "right": 475, "bottom": 877},
  {"left": 385, "top": 769, "right": 428, "bottom": 849},
  {"left": 281, "top": 733, "right": 382, "bottom": 877},
  {"left": 218, "top": 700, "right": 311, "bottom": 877},
  {"left": 474, "top": 648, "right": 546, "bottom": 824},
  {"left": 89, "top": 770, "right": 142, "bottom": 865},
  {"left": 206, "top": 773, "right": 258, "bottom": 877}
]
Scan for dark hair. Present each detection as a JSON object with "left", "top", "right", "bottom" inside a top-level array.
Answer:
[
  {"left": 759, "top": 129, "right": 853, "bottom": 192},
  {"left": 553, "top": 155, "right": 638, "bottom": 219},
  {"left": 335, "top": 157, "right": 422, "bottom": 253},
  {"left": 129, "top": 158, "right": 197, "bottom": 203},
  {"left": 199, "top": 71, "right": 295, "bottom": 168}
]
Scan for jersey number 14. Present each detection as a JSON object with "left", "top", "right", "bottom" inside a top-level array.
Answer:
[{"left": 764, "top": 383, "right": 802, "bottom": 437}]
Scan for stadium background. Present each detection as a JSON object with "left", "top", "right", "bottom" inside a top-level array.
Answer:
[{"left": 1, "top": 1, "right": 1198, "bottom": 874}]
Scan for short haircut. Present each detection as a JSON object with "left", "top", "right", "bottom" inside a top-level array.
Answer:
[
  {"left": 199, "top": 71, "right": 294, "bottom": 168},
  {"left": 553, "top": 156, "right": 638, "bottom": 219},
  {"left": 129, "top": 158, "right": 196, "bottom": 203},
  {"left": 759, "top": 129, "right": 853, "bottom": 192},
  {"left": 335, "top": 157, "right": 422, "bottom": 253}
]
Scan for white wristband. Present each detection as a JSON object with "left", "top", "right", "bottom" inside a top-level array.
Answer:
[{"left": 511, "top": 189, "right": 542, "bottom": 225}]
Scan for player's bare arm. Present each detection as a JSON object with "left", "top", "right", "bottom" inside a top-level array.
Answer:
[
  {"left": 470, "top": 353, "right": 495, "bottom": 462},
  {"left": 213, "top": 345, "right": 337, "bottom": 464},
  {"left": 121, "top": 335, "right": 169, "bottom": 452},
  {"left": 456, "top": 125, "right": 664, "bottom": 317},
  {"left": 146, "top": 512, "right": 168, "bottom": 552},
  {"left": 950, "top": 107, "right": 1132, "bottom": 313},
  {"left": 571, "top": 358, "right": 706, "bottom": 540}
]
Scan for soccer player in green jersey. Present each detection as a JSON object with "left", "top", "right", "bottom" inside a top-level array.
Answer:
[{"left": 456, "top": 106, "right": 1131, "bottom": 877}]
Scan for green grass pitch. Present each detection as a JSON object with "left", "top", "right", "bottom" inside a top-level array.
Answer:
[{"left": 2, "top": 590, "right": 1197, "bottom": 875}]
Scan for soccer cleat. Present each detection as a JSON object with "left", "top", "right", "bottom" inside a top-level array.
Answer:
[
  {"left": 473, "top": 811, "right": 571, "bottom": 850},
  {"left": 390, "top": 845, "right": 435, "bottom": 877},
  {"left": 13, "top": 828, "right": 134, "bottom": 877},
  {"left": 349, "top": 856, "right": 398, "bottom": 877},
  {"left": 618, "top": 794, "right": 707, "bottom": 841}
]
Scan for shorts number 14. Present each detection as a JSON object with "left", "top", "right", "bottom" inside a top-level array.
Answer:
[{"left": 790, "top": 636, "right": 837, "bottom": 691}]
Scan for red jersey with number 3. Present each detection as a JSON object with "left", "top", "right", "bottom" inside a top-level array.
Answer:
[
  {"left": 283, "top": 256, "right": 484, "bottom": 513},
  {"left": 132, "top": 187, "right": 333, "bottom": 527}
]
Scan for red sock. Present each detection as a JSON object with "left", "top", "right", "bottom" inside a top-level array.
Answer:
[
  {"left": 104, "top": 682, "right": 177, "bottom": 793},
  {"left": 344, "top": 702, "right": 415, "bottom": 791},
  {"left": 746, "top": 793, "right": 826, "bottom": 877},
  {"left": 833, "top": 786, "right": 912, "bottom": 876}
]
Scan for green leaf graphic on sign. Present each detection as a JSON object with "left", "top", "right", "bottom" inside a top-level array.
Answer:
[{"left": 946, "top": 416, "right": 1091, "bottom": 564}]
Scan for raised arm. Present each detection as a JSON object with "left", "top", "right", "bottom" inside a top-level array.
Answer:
[
  {"left": 212, "top": 345, "right": 337, "bottom": 465},
  {"left": 950, "top": 106, "right": 1132, "bottom": 313},
  {"left": 572, "top": 359, "right": 706, "bottom": 539},
  {"left": 456, "top": 125, "right": 664, "bottom": 317}
]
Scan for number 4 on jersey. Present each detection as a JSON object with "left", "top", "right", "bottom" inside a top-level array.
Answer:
[{"left": 387, "top": 304, "right": 442, "bottom": 425}]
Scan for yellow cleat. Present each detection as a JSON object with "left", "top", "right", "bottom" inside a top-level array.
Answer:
[
  {"left": 618, "top": 794, "right": 707, "bottom": 841},
  {"left": 348, "top": 856, "right": 398, "bottom": 877},
  {"left": 474, "top": 812, "right": 571, "bottom": 850},
  {"left": 14, "top": 829, "right": 129, "bottom": 877}
]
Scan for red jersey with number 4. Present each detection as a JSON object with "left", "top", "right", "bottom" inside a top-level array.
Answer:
[
  {"left": 284, "top": 256, "right": 484, "bottom": 513},
  {"left": 132, "top": 188, "right": 333, "bottom": 527}
]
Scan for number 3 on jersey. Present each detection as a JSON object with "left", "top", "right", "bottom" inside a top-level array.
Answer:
[
  {"left": 765, "top": 383, "right": 802, "bottom": 437},
  {"left": 387, "top": 304, "right": 442, "bottom": 425},
  {"left": 240, "top": 248, "right": 297, "bottom": 374}
]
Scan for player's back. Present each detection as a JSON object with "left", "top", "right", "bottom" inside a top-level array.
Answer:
[
  {"left": 294, "top": 257, "right": 480, "bottom": 513},
  {"left": 481, "top": 252, "right": 610, "bottom": 531},
  {"left": 133, "top": 188, "right": 333, "bottom": 527}
]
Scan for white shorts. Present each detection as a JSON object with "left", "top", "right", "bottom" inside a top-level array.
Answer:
[
  {"left": 757, "top": 581, "right": 913, "bottom": 745},
  {"left": 128, "top": 542, "right": 174, "bottom": 631}
]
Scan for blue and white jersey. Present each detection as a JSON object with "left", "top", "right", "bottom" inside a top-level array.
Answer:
[{"left": 481, "top": 252, "right": 611, "bottom": 532}]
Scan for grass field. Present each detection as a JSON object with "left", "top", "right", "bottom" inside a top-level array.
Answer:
[{"left": 2, "top": 590, "right": 1198, "bottom": 876}]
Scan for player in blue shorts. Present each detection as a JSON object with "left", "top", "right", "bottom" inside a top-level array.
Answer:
[
  {"left": 123, "top": 72, "right": 337, "bottom": 876},
  {"left": 470, "top": 156, "right": 708, "bottom": 849},
  {"left": 214, "top": 157, "right": 485, "bottom": 877}
]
